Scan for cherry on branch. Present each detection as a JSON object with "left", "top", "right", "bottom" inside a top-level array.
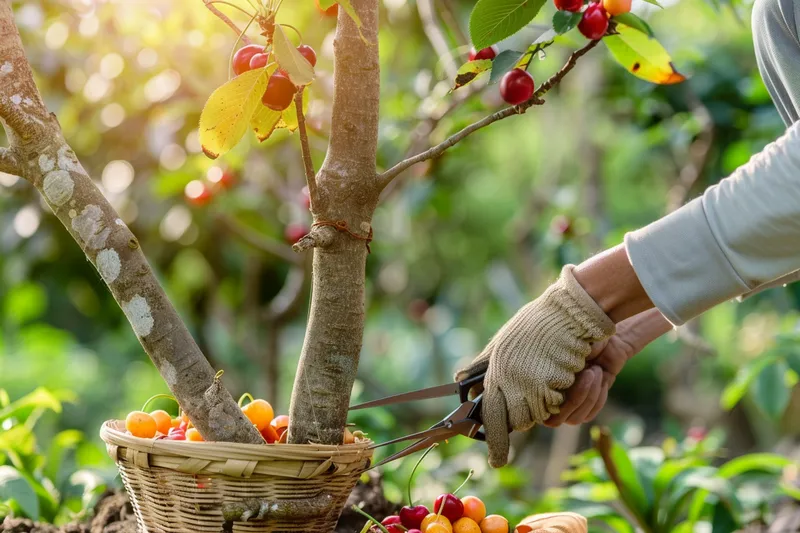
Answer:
[
  {"left": 185, "top": 180, "right": 213, "bottom": 206},
  {"left": 315, "top": 0, "right": 338, "bottom": 17},
  {"left": 232, "top": 44, "right": 265, "bottom": 76},
  {"left": 297, "top": 44, "right": 317, "bottom": 67},
  {"left": 262, "top": 71, "right": 296, "bottom": 111},
  {"left": 499, "top": 68, "right": 535, "bottom": 106},
  {"left": 578, "top": 3, "right": 609, "bottom": 40},
  {"left": 249, "top": 52, "right": 270, "bottom": 70},
  {"left": 469, "top": 45, "right": 499, "bottom": 61},
  {"left": 554, "top": 0, "right": 584, "bottom": 12},
  {"left": 603, "top": 0, "right": 632, "bottom": 15}
]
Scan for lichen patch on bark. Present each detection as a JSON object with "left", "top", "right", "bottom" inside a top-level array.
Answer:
[
  {"left": 96, "top": 248, "right": 121, "bottom": 284},
  {"left": 42, "top": 170, "right": 74, "bottom": 206},
  {"left": 121, "top": 295, "right": 154, "bottom": 338},
  {"left": 0, "top": 61, "right": 12, "bottom": 74},
  {"left": 71, "top": 204, "right": 110, "bottom": 249},
  {"left": 39, "top": 154, "right": 54, "bottom": 172}
]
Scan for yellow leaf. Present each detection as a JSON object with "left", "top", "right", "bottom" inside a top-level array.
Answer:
[
  {"left": 604, "top": 25, "right": 686, "bottom": 85},
  {"left": 251, "top": 106, "right": 282, "bottom": 142},
  {"left": 273, "top": 24, "right": 315, "bottom": 86},
  {"left": 277, "top": 87, "right": 309, "bottom": 132},
  {"left": 452, "top": 59, "right": 492, "bottom": 91},
  {"left": 199, "top": 69, "right": 268, "bottom": 159}
]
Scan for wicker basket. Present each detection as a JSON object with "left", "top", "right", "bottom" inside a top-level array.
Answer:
[{"left": 100, "top": 420, "right": 373, "bottom": 533}]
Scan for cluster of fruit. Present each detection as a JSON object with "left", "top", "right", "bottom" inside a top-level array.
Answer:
[
  {"left": 374, "top": 494, "right": 511, "bottom": 533},
  {"left": 123, "top": 395, "right": 361, "bottom": 444},
  {"left": 468, "top": 0, "right": 632, "bottom": 106},
  {"left": 232, "top": 42, "right": 317, "bottom": 112}
]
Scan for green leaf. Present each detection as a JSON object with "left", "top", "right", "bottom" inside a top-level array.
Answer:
[
  {"left": 469, "top": 0, "right": 548, "bottom": 50},
  {"left": 453, "top": 59, "right": 493, "bottom": 90},
  {"left": 489, "top": 50, "right": 524, "bottom": 84},
  {"left": 3, "top": 283, "right": 47, "bottom": 325},
  {"left": 273, "top": 24, "right": 315, "bottom": 86},
  {"left": 0, "top": 390, "right": 9, "bottom": 409},
  {"left": 640, "top": 0, "right": 663, "bottom": 6},
  {"left": 613, "top": 13, "right": 653, "bottom": 36},
  {"left": 0, "top": 388, "right": 64, "bottom": 424},
  {"left": 43, "top": 430, "right": 83, "bottom": 483},
  {"left": 553, "top": 10, "right": 582, "bottom": 34},
  {"left": 653, "top": 457, "right": 708, "bottom": 511},
  {"left": 199, "top": 69, "right": 268, "bottom": 159},
  {"left": 604, "top": 25, "right": 686, "bottom": 84},
  {"left": 785, "top": 351, "right": 800, "bottom": 376},
  {"left": 718, "top": 453, "right": 793, "bottom": 479},
  {"left": 753, "top": 359, "right": 791, "bottom": 419},
  {"left": 0, "top": 466, "right": 39, "bottom": 520},
  {"left": 711, "top": 501, "right": 739, "bottom": 533},
  {"left": 594, "top": 430, "right": 650, "bottom": 520},
  {"left": 721, "top": 355, "right": 777, "bottom": 410}
]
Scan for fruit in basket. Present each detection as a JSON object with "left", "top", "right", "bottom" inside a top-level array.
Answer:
[
  {"left": 453, "top": 517, "right": 481, "bottom": 533},
  {"left": 400, "top": 504, "right": 429, "bottom": 529},
  {"left": 165, "top": 426, "right": 186, "bottom": 440},
  {"left": 434, "top": 493, "right": 464, "bottom": 522},
  {"left": 186, "top": 428, "right": 204, "bottom": 441},
  {"left": 421, "top": 513, "right": 452, "bottom": 532},
  {"left": 149, "top": 410, "right": 172, "bottom": 435},
  {"left": 125, "top": 411, "right": 157, "bottom": 438},
  {"left": 242, "top": 399, "right": 275, "bottom": 430},
  {"left": 461, "top": 496, "right": 486, "bottom": 524},
  {"left": 270, "top": 414, "right": 289, "bottom": 437},
  {"left": 261, "top": 424, "right": 279, "bottom": 443},
  {"left": 479, "top": 515, "right": 509, "bottom": 533}
]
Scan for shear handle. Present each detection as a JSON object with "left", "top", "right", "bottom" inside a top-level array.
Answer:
[{"left": 457, "top": 372, "right": 486, "bottom": 403}]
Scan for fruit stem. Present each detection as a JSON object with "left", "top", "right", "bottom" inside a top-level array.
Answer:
[
  {"left": 452, "top": 469, "right": 475, "bottom": 496},
  {"left": 238, "top": 392, "right": 255, "bottom": 407},
  {"left": 279, "top": 23, "right": 303, "bottom": 42},
  {"left": 141, "top": 394, "right": 178, "bottom": 413},
  {"left": 407, "top": 443, "right": 438, "bottom": 506},
  {"left": 206, "top": 1, "right": 256, "bottom": 18},
  {"left": 227, "top": 13, "right": 259, "bottom": 79},
  {"left": 350, "top": 505, "right": 390, "bottom": 533}
]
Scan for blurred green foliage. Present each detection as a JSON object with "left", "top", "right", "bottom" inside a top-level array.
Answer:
[{"left": 0, "top": 0, "right": 799, "bottom": 526}]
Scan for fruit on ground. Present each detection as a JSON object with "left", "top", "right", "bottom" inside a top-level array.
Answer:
[
  {"left": 602, "top": 0, "right": 631, "bottom": 14},
  {"left": 499, "top": 69, "right": 535, "bottom": 106},
  {"left": 400, "top": 505, "right": 429, "bottom": 529},
  {"left": 381, "top": 515, "right": 404, "bottom": 533},
  {"left": 185, "top": 180, "right": 212, "bottom": 206},
  {"left": 461, "top": 496, "right": 486, "bottom": 524},
  {"left": 469, "top": 45, "right": 498, "bottom": 61},
  {"left": 249, "top": 52, "right": 270, "bottom": 70},
  {"left": 434, "top": 494, "right": 465, "bottom": 523},
  {"left": 284, "top": 223, "right": 309, "bottom": 244},
  {"left": 262, "top": 71, "right": 296, "bottom": 111},
  {"left": 261, "top": 424, "right": 279, "bottom": 443},
  {"left": 578, "top": 3, "right": 609, "bottom": 40},
  {"left": 270, "top": 414, "right": 289, "bottom": 437},
  {"left": 126, "top": 411, "right": 157, "bottom": 438},
  {"left": 453, "top": 517, "right": 481, "bottom": 533},
  {"left": 297, "top": 44, "right": 317, "bottom": 67},
  {"left": 233, "top": 44, "right": 265, "bottom": 75},
  {"left": 554, "top": 0, "right": 584, "bottom": 11},
  {"left": 315, "top": 0, "right": 338, "bottom": 16},
  {"left": 242, "top": 399, "right": 275, "bottom": 431},
  {"left": 421, "top": 513, "right": 452, "bottom": 532},
  {"left": 186, "top": 428, "right": 204, "bottom": 441},
  {"left": 479, "top": 515, "right": 509, "bottom": 533},
  {"left": 149, "top": 410, "right": 171, "bottom": 435}
]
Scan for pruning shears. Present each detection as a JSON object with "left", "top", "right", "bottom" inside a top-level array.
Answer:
[{"left": 348, "top": 372, "right": 486, "bottom": 468}]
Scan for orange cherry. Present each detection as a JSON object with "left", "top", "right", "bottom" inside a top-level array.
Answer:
[
  {"left": 461, "top": 496, "right": 486, "bottom": 524},
  {"left": 242, "top": 399, "right": 275, "bottom": 431},
  {"left": 125, "top": 411, "right": 157, "bottom": 439},
  {"left": 186, "top": 428, "right": 204, "bottom": 442}
]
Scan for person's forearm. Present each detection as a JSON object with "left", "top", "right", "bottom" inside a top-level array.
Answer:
[{"left": 573, "top": 245, "right": 654, "bottom": 323}]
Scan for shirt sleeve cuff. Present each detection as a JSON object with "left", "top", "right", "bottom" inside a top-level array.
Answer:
[{"left": 623, "top": 197, "right": 751, "bottom": 326}]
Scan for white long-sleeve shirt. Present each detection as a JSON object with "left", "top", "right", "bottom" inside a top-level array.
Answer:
[{"left": 624, "top": 0, "right": 800, "bottom": 325}]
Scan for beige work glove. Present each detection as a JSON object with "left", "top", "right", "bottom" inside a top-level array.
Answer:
[{"left": 456, "top": 265, "right": 615, "bottom": 467}]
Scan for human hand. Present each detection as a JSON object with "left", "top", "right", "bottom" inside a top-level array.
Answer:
[
  {"left": 543, "top": 308, "right": 672, "bottom": 427},
  {"left": 456, "top": 265, "right": 616, "bottom": 467}
]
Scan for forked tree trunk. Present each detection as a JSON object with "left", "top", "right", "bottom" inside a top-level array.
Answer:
[
  {"left": 0, "top": 0, "right": 261, "bottom": 445},
  {"left": 287, "top": 0, "right": 381, "bottom": 445}
]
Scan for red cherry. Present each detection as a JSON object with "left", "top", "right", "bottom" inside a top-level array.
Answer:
[
  {"left": 315, "top": 0, "right": 338, "bottom": 16},
  {"left": 262, "top": 71, "right": 296, "bottom": 111},
  {"left": 551, "top": 214, "right": 573, "bottom": 237},
  {"left": 687, "top": 426, "right": 707, "bottom": 441},
  {"left": 399, "top": 505, "right": 429, "bottom": 529},
  {"left": 166, "top": 427, "right": 186, "bottom": 441},
  {"left": 261, "top": 425, "right": 279, "bottom": 443},
  {"left": 499, "top": 68, "right": 535, "bottom": 106},
  {"left": 434, "top": 494, "right": 464, "bottom": 523},
  {"left": 407, "top": 531, "right": 422, "bottom": 533},
  {"left": 555, "top": 0, "right": 584, "bottom": 11},
  {"left": 469, "top": 45, "right": 499, "bottom": 61},
  {"left": 184, "top": 180, "right": 213, "bottom": 206},
  {"left": 578, "top": 2, "right": 609, "bottom": 40},
  {"left": 297, "top": 45, "right": 317, "bottom": 67},
  {"left": 284, "top": 223, "right": 309, "bottom": 244},
  {"left": 249, "top": 52, "right": 270, "bottom": 70},
  {"left": 379, "top": 516, "right": 404, "bottom": 533},
  {"left": 232, "top": 44, "right": 264, "bottom": 76}
]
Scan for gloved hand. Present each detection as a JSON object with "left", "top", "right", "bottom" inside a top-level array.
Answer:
[{"left": 456, "top": 265, "right": 615, "bottom": 467}]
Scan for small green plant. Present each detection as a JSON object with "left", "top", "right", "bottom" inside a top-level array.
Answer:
[
  {"left": 544, "top": 426, "right": 798, "bottom": 533},
  {"left": 0, "top": 388, "right": 106, "bottom": 523}
]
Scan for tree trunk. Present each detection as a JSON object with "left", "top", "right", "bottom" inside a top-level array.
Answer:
[
  {"left": 287, "top": 0, "right": 381, "bottom": 445},
  {"left": 0, "top": 0, "right": 260, "bottom": 445}
]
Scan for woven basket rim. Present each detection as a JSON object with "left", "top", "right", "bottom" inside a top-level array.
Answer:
[{"left": 100, "top": 419, "right": 373, "bottom": 462}]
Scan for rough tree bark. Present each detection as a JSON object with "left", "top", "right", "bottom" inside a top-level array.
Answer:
[
  {"left": 0, "top": 0, "right": 261, "bottom": 445},
  {"left": 287, "top": 0, "right": 382, "bottom": 445}
]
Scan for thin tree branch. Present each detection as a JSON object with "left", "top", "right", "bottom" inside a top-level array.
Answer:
[
  {"left": 294, "top": 90, "right": 317, "bottom": 206},
  {"left": 439, "top": 0, "right": 470, "bottom": 52},
  {"left": 0, "top": 147, "right": 20, "bottom": 176},
  {"left": 417, "top": 0, "right": 459, "bottom": 81},
  {"left": 203, "top": 0, "right": 253, "bottom": 45},
  {"left": 378, "top": 39, "right": 601, "bottom": 189},
  {"left": 217, "top": 213, "right": 300, "bottom": 264}
]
